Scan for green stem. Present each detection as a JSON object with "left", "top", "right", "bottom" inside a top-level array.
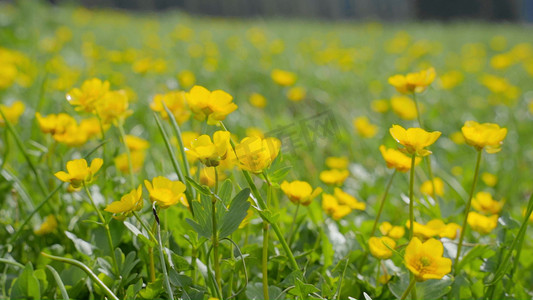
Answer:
[
  {"left": 132, "top": 211, "right": 157, "bottom": 243},
  {"left": 287, "top": 203, "right": 301, "bottom": 247},
  {"left": 371, "top": 171, "right": 396, "bottom": 237},
  {"left": 41, "top": 252, "right": 119, "bottom": 300},
  {"left": 212, "top": 195, "right": 222, "bottom": 294},
  {"left": 262, "top": 222, "right": 270, "bottom": 300},
  {"left": 454, "top": 149, "right": 482, "bottom": 273},
  {"left": 408, "top": 155, "right": 416, "bottom": 239},
  {"left": 84, "top": 184, "right": 120, "bottom": 276},
  {"left": 117, "top": 121, "right": 135, "bottom": 188},
  {"left": 153, "top": 207, "right": 175, "bottom": 300},
  {"left": 412, "top": 92, "right": 423, "bottom": 128},
  {"left": 401, "top": 276, "right": 417, "bottom": 300}
]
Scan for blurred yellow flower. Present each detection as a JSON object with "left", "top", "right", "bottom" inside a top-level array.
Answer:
[
  {"left": 199, "top": 166, "right": 226, "bottom": 187},
  {"left": 177, "top": 70, "right": 196, "bottom": 88},
  {"left": 96, "top": 89, "right": 132, "bottom": 125},
  {"left": 322, "top": 193, "right": 351, "bottom": 220},
  {"left": 281, "top": 180, "right": 322, "bottom": 206},
  {"left": 150, "top": 91, "right": 191, "bottom": 124},
  {"left": 115, "top": 151, "right": 146, "bottom": 174},
  {"left": 379, "top": 222, "right": 405, "bottom": 239},
  {"left": 369, "top": 236, "right": 396, "bottom": 259},
  {"left": 461, "top": 121, "right": 507, "bottom": 153},
  {"left": 390, "top": 95, "right": 418, "bottom": 120},
  {"left": 66, "top": 78, "right": 110, "bottom": 113},
  {"left": 467, "top": 212, "right": 498, "bottom": 234},
  {"left": 286, "top": 86, "right": 306, "bottom": 102},
  {"left": 481, "top": 172, "right": 497, "bottom": 187},
  {"left": 407, "top": 219, "right": 461, "bottom": 239},
  {"left": 54, "top": 158, "right": 103, "bottom": 189},
  {"left": 0, "top": 101, "right": 25, "bottom": 126},
  {"left": 404, "top": 237, "right": 451, "bottom": 281},
  {"left": 450, "top": 131, "right": 465, "bottom": 144},
  {"left": 235, "top": 136, "right": 280, "bottom": 173},
  {"left": 187, "top": 131, "right": 231, "bottom": 167},
  {"left": 388, "top": 67, "right": 436, "bottom": 94},
  {"left": 249, "top": 92, "right": 267, "bottom": 108},
  {"left": 353, "top": 116, "right": 378, "bottom": 138},
  {"left": 334, "top": 188, "right": 365, "bottom": 210},
  {"left": 35, "top": 112, "right": 76, "bottom": 135},
  {"left": 125, "top": 135, "right": 149, "bottom": 152},
  {"left": 271, "top": 69, "right": 296, "bottom": 86},
  {"left": 420, "top": 177, "right": 445, "bottom": 197},
  {"left": 325, "top": 156, "right": 349, "bottom": 170},
  {"left": 186, "top": 85, "right": 238, "bottom": 125},
  {"left": 371, "top": 99, "right": 389, "bottom": 113},
  {"left": 34, "top": 215, "right": 58, "bottom": 235},
  {"left": 472, "top": 191, "right": 503, "bottom": 215},
  {"left": 104, "top": 185, "right": 143, "bottom": 216},
  {"left": 389, "top": 125, "right": 441, "bottom": 157},
  {"left": 319, "top": 169, "right": 349, "bottom": 186},
  {"left": 245, "top": 127, "right": 264, "bottom": 139},
  {"left": 379, "top": 145, "right": 421, "bottom": 172},
  {"left": 438, "top": 70, "right": 463, "bottom": 90},
  {"left": 144, "top": 176, "right": 187, "bottom": 209}
]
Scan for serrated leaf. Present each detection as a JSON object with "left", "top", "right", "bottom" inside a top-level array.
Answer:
[{"left": 219, "top": 188, "right": 251, "bottom": 239}]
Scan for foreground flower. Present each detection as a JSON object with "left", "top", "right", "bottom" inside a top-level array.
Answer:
[
  {"left": 379, "top": 145, "right": 421, "bottom": 172},
  {"left": 467, "top": 212, "right": 498, "bottom": 234},
  {"left": 380, "top": 222, "right": 405, "bottom": 239},
  {"left": 319, "top": 169, "right": 349, "bottom": 185},
  {"left": 472, "top": 191, "right": 503, "bottom": 214},
  {"left": 389, "top": 125, "right": 441, "bottom": 157},
  {"left": 388, "top": 67, "right": 436, "bottom": 94},
  {"left": 234, "top": 136, "right": 280, "bottom": 173},
  {"left": 187, "top": 131, "right": 231, "bottom": 167},
  {"left": 144, "top": 176, "right": 187, "bottom": 209},
  {"left": 461, "top": 121, "right": 507, "bottom": 153},
  {"left": 281, "top": 180, "right": 322, "bottom": 206},
  {"left": 0, "top": 100, "right": 25, "bottom": 126},
  {"left": 186, "top": 85, "right": 238, "bottom": 125},
  {"left": 104, "top": 185, "right": 143, "bottom": 217},
  {"left": 66, "top": 78, "right": 110, "bottom": 112},
  {"left": 353, "top": 116, "right": 378, "bottom": 138},
  {"left": 54, "top": 158, "right": 103, "bottom": 189},
  {"left": 34, "top": 215, "right": 58, "bottom": 235},
  {"left": 404, "top": 237, "right": 452, "bottom": 281},
  {"left": 420, "top": 177, "right": 445, "bottom": 197},
  {"left": 369, "top": 236, "right": 396, "bottom": 259}
]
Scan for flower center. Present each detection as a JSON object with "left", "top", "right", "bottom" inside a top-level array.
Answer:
[{"left": 420, "top": 256, "right": 431, "bottom": 267}]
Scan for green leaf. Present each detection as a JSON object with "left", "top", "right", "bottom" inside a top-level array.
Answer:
[
  {"left": 457, "top": 245, "right": 490, "bottom": 271},
  {"left": 185, "top": 176, "right": 211, "bottom": 196},
  {"left": 219, "top": 188, "right": 251, "bottom": 239},
  {"left": 9, "top": 263, "right": 40, "bottom": 300},
  {"left": 46, "top": 265, "right": 70, "bottom": 300},
  {"left": 389, "top": 272, "right": 453, "bottom": 300},
  {"left": 171, "top": 253, "right": 193, "bottom": 272},
  {"left": 294, "top": 278, "right": 320, "bottom": 298},
  {"left": 185, "top": 195, "right": 213, "bottom": 238},
  {"left": 218, "top": 179, "right": 233, "bottom": 205},
  {"left": 65, "top": 231, "right": 95, "bottom": 256},
  {"left": 245, "top": 282, "right": 282, "bottom": 300},
  {"left": 268, "top": 165, "right": 292, "bottom": 183},
  {"left": 125, "top": 279, "right": 143, "bottom": 300},
  {"left": 124, "top": 221, "right": 154, "bottom": 246},
  {"left": 139, "top": 277, "right": 164, "bottom": 299}
]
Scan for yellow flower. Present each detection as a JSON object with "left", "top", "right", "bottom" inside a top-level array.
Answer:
[
  {"left": 472, "top": 192, "right": 503, "bottom": 215},
  {"left": 286, "top": 86, "right": 306, "bottom": 102},
  {"left": 420, "top": 177, "right": 445, "bottom": 197},
  {"left": 234, "top": 136, "right": 281, "bottom": 173},
  {"left": 353, "top": 116, "right": 378, "bottom": 138},
  {"left": 379, "top": 222, "right": 405, "bottom": 239},
  {"left": 450, "top": 131, "right": 465, "bottom": 144},
  {"left": 281, "top": 180, "right": 322, "bottom": 206},
  {"left": 369, "top": 236, "right": 396, "bottom": 259},
  {"left": 104, "top": 185, "right": 143, "bottom": 216},
  {"left": 35, "top": 112, "right": 76, "bottom": 135},
  {"left": 404, "top": 237, "right": 452, "bottom": 281},
  {"left": 150, "top": 91, "right": 191, "bottom": 124},
  {"left": 238, "top": 209, "right": 254, "bottom": 229},
  {"left": 319, "top": 169, "right": 349, "bottom": 186},
  {"left": 0, "top": 101, "right": 25, "bottom": 126},
  {"left": 388, "top": 67, "right": 436, "bottom": 94},
  {"left": 115, "top": 151, "right": 146, "bottom": 174},
  {"left": 438, "top": 70, "right": 463, "bottom": 90},
  {"left": 52, "top": 124, "right": 90, "bottom": 147},
  {"left": 481, "top": 172, "right": 498, "bottom": 187},
  {"left": 187, "top": 131, "right": 231, "bottom": 167},
  {"left": 379, "top": 145, "right": 421, "bottom": 172},
  {"left": 125, "top": 135, "right": 150, "bottom": 152},
  {"left": 406, "top": 219, "right": 461, "bottom": 239},
  {"left": 321, "top": 194, "right": 351, "bottom": 220},
  {"left": 144, "top": 176, "right": 187, "bottom": 209},
  {"left": 66, "top": 78, "right": 110, "bottom": 112},
  {"left": 245, "top": 127, "right": 264, "bottom": 139},
  {"left": 199, "top": 166, "right": 226, "bottom": 187},
  {"left": 185, "top": 85, "right": 238, "bottom": 125},
  {"left": 271, "top": 69, "right": 296, "bottom": 86},
  {"left": 461, "top": 121, "right": 507, "bottom": 153},
  {"left": 34, "top": 215, "right": 58, "bottom": 235},
  {"left": 467, "top": 212, "right": 498, "bottom": 234},
  {"left": 177, "top": 70, "right": 196, "bottom": 88},
  {"left": 96, "top": 89, "right": 132, "bottom": 125},
  {"left": 249, "top": 93, "right": 267, "bottom": 108},
  {"left": 440, "top": 223, "right": 461, "bottom": 239},
  {"left": 54, "top": 158, "right": 103, "bottom": 189},
  {"left": 325, "top": 156, "right": 349, "bottom": 170},
  {"left": 389, "top": 125, "right": 441, "bottom": 157},
  {"left": 80, "top": 118, "right": 105, "bottom": 139},
  {"left": 334, "top": 188, "right": 365, "bottom": 210},
  {"left": 371, "top": 99, "right": 389, "bottom": 113},
  {"left": 390, "top": 95, "right": 418, "bottom": 120}
]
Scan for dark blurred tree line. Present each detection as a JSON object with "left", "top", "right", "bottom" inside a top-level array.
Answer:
[{"left": 47, "top": 0, "right": 530, "bottom": 21}]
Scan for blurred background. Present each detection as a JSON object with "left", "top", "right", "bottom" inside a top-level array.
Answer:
[{"left": 45, "top": 0, "right": 533, "bottom": 22}]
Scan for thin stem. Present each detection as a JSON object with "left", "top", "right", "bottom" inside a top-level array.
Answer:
[
  {"left": 376, "top": 259, "right": 381, "bottom": 286},
  {"left": 132, "top": 211, "right": 157, "bottom": 243},
  {"left": 270, "top": 222, "right": 299, "bottom": 271},
  {"left": 412, "top": 92, "right": 423, "bottom": 128},
  {"left": 371, "top": 171, "right": 397, "bottom": 236},
  {"left": 287, "top": 203, "right": 301, "bottom": 247},
  {"left": 214, "top": 167, "right": 219, "bottom": 194},
  {"left": 153, "top": 207, "right": 175, "bottom": 300},
  {"left": 84, "top": 184, "right": 120, "bottom": 276},
  {"left": 408, "top": 155, "right": 416, "bottom": 239},
  {"left": 401, "top": 276, "right": 416, "bottom": 300},
  {"left": 454, "top": 149, "right": 482, "bottom": 273},
  {"left": 262, "top": 222, "right": 270, "bottom": 300},
  {"left": 212, "top": 193, "right": 222, "bottom": 293},
  {"left": 117, "top": 122, "right": 135, "bottom": 188}
]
